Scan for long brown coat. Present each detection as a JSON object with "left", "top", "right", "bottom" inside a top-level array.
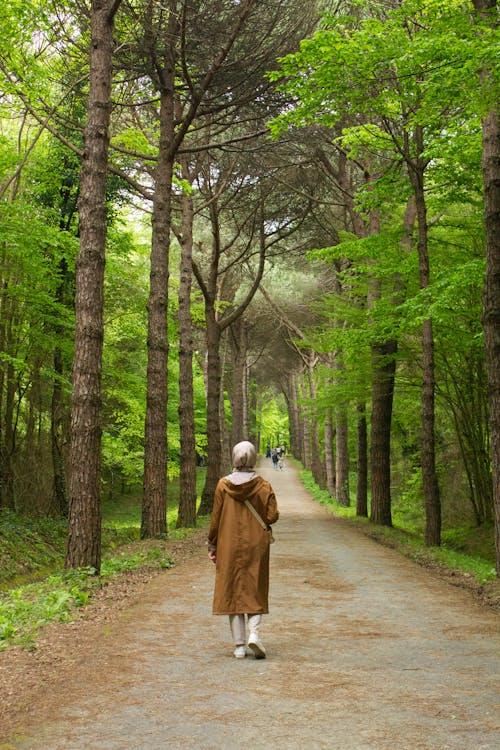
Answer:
[{"left": 208, "top": 475, "right": 279, "bottom": 615}]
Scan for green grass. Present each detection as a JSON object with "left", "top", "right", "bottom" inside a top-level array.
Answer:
[
  {"left": 0, "top": 546, "right": 175, "bottom": 652},
  {"left": 0, "top": 468, "right": 207, "bottom": 651},
  {"left": 299, "top": 468, "right": 497, "bottom": 586}
]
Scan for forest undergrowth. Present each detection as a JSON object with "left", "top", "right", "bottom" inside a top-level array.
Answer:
[{"left": 0, "top": 473, "right": 209, "bottom": 652}]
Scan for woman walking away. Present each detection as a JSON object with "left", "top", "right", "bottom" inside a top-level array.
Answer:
[{"left": 208, "top": 441, "right": 279, "bottom": 659}]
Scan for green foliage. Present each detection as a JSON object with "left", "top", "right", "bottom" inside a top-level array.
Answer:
[
  {"left": 0, "top": 543, "right": 175, "bottom": 651},
  {"left": 0, "top": 480, "right": 212, "bottom": 651},
  {"left": 0, "top": 568, "right": 95, "bottom": 651},
  {"left": 258, "top": 393, "right": 290, "bottom": 450},
  {"left": 0, "top": 510, "right": 67, "bottom": 587}
]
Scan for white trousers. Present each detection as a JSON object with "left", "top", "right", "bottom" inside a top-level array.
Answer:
[{"left": 229, "top": 614, "right": 262, "bottom": 646}]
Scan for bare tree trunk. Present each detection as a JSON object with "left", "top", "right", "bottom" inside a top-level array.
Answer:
[
  {"left": 141, "top": 4, "right": 180, "bottom": 539},
  {"left": 52, "top": 259, "right": 70, "bottom": 516},
  {"left": 335, "top": 408, "right": 350, "bottom": 506},
  {"left": 229, "top": 317, "right": 248, "bottom": 446},
  {"left": 472, "top": 0, "right": 500, "bottom": 574},
  {"left": 66, "top": 0, "right": 121, "bottom": 571},
  {"left": 248, "top": 380, "right": 258, "bottom": 448},
  {"left": 2, "top": 359, "right": 16, "bottom": 511},
  {"left": 220, "top": 334, "right": 231, "bottom": 472},
  {"left": 308, "top": 363, "right": 326, "bottom": 488},
  {"left": 141, "top": 90, "right": 175, "bottom": 539},
  {"left": 356, "top": 402, "right": 368, "bottom": 517},
  {"left": 51, "top": 343, "right": 68, "bottom": 517},
  {"left": 176, "top": 169, "right": 197, "bottom": 528},
  {"left": 300, "top": 374, "right": 312, "bottom": 470},
  {"left": 288, "top": 371, "right": 301, "bottom": 460},
  {"left": 407, "top": 127, "right": 441, "bottom": 547},
  {"left": 370, "top": 341, "right": 396, "bottom": 525},
  {"left": 1, "top": 292, "right": 16, "bottom": 510},
  {"left": 198, "top": 307, "right": 222, "bottom": 515},
  {"left": 324, "top": 408, "right": 336, "bottom": 497}
]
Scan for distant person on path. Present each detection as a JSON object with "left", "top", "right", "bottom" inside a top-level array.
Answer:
[
  {"left": 208, "top": 440, "right": 279, "bottom": 659},
  {"left": 265, "top": 443, "right": 271, "bottom": 458},
  {"left": 271, "top": 447, "right": 279, "bottom": 469}
]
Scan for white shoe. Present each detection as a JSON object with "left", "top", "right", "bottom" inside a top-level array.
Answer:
[
  {"left": 233, "top": 645, "right": 247, "bottom": 659},
  {"left": 248, "top": 634, "right": 266, "bottom": 659}
]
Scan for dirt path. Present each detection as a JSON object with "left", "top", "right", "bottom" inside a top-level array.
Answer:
[{"left": 2, "top": 461, "right": 499, "bottom": 750}]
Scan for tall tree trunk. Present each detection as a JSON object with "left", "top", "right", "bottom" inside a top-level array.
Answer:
[
  {"left": 248, "top": 380, "right": 258, "bottom": 449},
  {"left": 300, "top": 373, "right": 312, "bottom": 470},
  {"left": 370, "top": 342, "right": 397, "bottom": 525},
  {"left": 288, "top": 371, "right": 301, "bottom": 460},
  {"left": 176, "top": 171, "right": 197, "bottom": 529},
  {"left": 198, "top": 307, "right": 222, "bottom": 515},
  {"left": 356, "top": 402, "right": 368, "bottom": 517},
  {"left": 51, "top": 344, "right": 68, "bottom": 516},
  {"left": 220, "top": 334, "right": 231, "bottom": 472},
  {"left": 51, "top": 257, "right": 70, "bottom": 517},
  {"left": 366, "top": 204, "right": 395, "bottom": 526},
  {"left": 324, "top": 407, "right": 336, "bottom": 498},
  {"left": 335, "top": 408, "right": 350, "bottom": 506},
  {"left": 66, "top": 0, "right": 121, "bottom": 571},
  {"left": 408, "top": 127, "right": 441, "bottom": 547},
  {"left": 141, "top": 8, "right": 179, "bottom": 539},
  {"left": 473, "top": 0, "right": 500, "bottom": 574},
  {"left": 229, "top": 317, "right": 248, "bottom": 447},
  {"left": 2, "top": 359, "right": 16, "bottom": 511},
  {"left": 308, "top": 363, "right": 326, "bottom": 488},
  {"left": 1, "top": 295, "right": 16, "bottom": 511}
]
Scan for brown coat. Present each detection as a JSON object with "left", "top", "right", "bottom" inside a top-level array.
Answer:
[{"left": 208, "top": 475, "right": 279, "bottom": 615}]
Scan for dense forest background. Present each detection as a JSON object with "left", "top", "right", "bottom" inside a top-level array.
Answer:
[{"left": 1, "top": 0, "right": 499, "bottom": 576}]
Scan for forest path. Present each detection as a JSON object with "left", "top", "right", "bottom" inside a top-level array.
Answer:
[{"left": 3, "top": 459, "right": 500, "bottom": 750}]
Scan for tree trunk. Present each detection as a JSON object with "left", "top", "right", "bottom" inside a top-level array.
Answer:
[
  {"left": 288, "top": 371, "right": 302, "bottom": 460},
  {"left": 176, "top": 174, "right": 197, "bottom": 529},
  {"left": 408, "top": 127, "right": 441, "bottom": 547},
  {"left": 51, "top": 258, "right": 70, "bottom": 516},
  {"left": 308, "top": 364, "right": 326, "bottom": 488},
  {"left": 473, "top": 0, "right": 500, "bottom": 574},
  {"left": 300, "top": 374, "right": 312, "bottom": 470},
  {"left": 356, "top": 402, "right": 368, "bottom": 517},
  {"left": 220, "top": 334, "right": 231, "bottom": 473},
  {"left": 1, "top": 294, "right": 16, "bottom": 510},
  {"left": 370, "top": 342, "right": 396, "bottom": 525},
  {"left": 324, "top": 408, "right": 336, "bottom": 498},
  {"left": 335, "top": 408, "right": 350, "bottom": 506},
  {"left": 1, "top": 359, "right": 16, "bottom": 511},
  {"left": 141, "top": 15, "right": 179, "bottom": 538},
  {"left": 229, "top": 317, "right": 248, "bottom": 447},
  {"left": 248, "top": 380, "right": 258, "bottom": 449},
  {"left": 198, "top": 306, "right": 222, "bottom": 515},
  {"left": 66, "top": 0, "right": 121, "bottom": 571}
]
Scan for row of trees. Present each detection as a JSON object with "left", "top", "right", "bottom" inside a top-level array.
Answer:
[
  {"left": 268, "top": 0, "right": 500, "bottom": 567},
  {"left": 0, "top": 0, "right": 320, "bottom": 571},
  {"left": 1, "top": 0, "right": 499, "bottom": 575}
]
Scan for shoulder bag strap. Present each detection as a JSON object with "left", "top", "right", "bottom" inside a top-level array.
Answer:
[{"left": 244, "top": 499, "right": 269, "bottom": 530}]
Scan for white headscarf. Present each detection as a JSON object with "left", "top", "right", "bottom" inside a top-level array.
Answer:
[
  {"left": 226, "top": 441, "right": 257, "bottom": 484},
  {"left": 232, "top": 440, "right": 256, "bottom": 469}
]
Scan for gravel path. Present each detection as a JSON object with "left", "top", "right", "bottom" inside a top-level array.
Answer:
[{"left": 4, "top": 460, "right": 499, "bottom": 749}]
